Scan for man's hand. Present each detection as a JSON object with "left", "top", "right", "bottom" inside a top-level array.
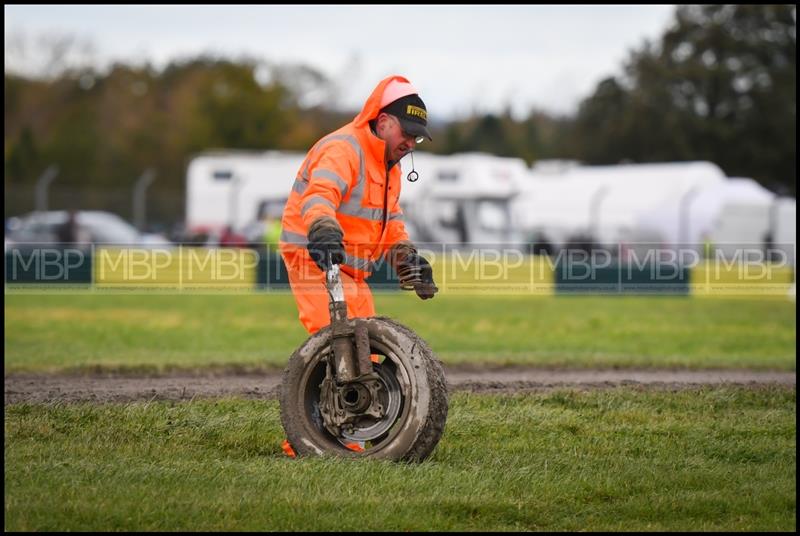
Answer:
[
  {"left": 390, "top": 242, "right": 438, "bottom": 300},
  {"left": 306, "top": 217, "right": 345, "bottom": 271},
  {"left": 396, "top": 253, "right": 438, "bottom": 299}
]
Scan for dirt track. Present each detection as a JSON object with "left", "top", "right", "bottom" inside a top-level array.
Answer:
[{"left": 4, "top": 366, "right": 795, "bottom": 404}]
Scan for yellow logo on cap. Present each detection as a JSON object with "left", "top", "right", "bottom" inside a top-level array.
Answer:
[{"left": 406, "top": 105, "right": 427, "bottom": 121}]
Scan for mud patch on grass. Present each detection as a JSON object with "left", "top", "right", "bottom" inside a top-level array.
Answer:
[{"left": 4, "top": 366, "right": 794, "bottom": 404}]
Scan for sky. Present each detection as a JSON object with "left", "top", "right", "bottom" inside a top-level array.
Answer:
[{"left": 5, "top": 4, "right": 677, "bottom": 119}]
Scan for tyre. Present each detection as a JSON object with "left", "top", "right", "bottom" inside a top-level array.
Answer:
[{"left": 280, "top": 316, "right": 448, "bottom": 461}]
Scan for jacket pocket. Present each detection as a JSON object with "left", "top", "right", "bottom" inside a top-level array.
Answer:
[{"left": 366, "top": 171, "right": 385, "bottom": 206}]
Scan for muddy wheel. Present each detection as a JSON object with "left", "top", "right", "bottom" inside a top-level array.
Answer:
[{"left": 280, "top": 316, "right": 448, "bottom": 461}]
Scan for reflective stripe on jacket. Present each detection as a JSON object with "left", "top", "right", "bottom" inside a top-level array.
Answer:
[{"left": 280, "top": 75, "right": 411, "bottom": 279}]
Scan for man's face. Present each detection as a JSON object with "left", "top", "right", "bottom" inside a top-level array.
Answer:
[{"left": 377, "top": 113, "right": 419, "bottom": 162}]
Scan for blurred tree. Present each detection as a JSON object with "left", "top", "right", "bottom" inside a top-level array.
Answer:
[
  {"left": 5, "top": 6, "right": 795, "bottom": 225},
  {"left": 5, "top": 126, "right": 39, "bottom": 184},
  {"left": 4, "top": 56, "right": 334, "bottom": 224},
  {"left": 431, "top": 109, "right": 569, "bottom": 165},
  {"left": 574, "top": 4, "right": 796, "bottom": 194},
  {"left": 154, "top": 57, "right": 295, "bottom": 190}
]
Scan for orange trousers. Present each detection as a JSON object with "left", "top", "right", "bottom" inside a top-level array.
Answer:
[{"left": 281, "top": 249, "right": 375, "bottom": 334}]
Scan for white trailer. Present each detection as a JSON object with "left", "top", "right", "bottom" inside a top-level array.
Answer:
[
  {"left": 399, "top": 152, "right": 528, "bottom": 247},
  {"left": 514, "top": 161, "right": 729, "bottom": 247},
  {"left": 513, "top": 161, "right": 796, "bottom": 266},
  {"left": 690, "top": 178, "right": 773, "bottom": 251},
  {"left": 185, "top": 149, "right": 529, "bottom": 247},
  {"left": 185, "top": 150, "right": 306, "bottom": 233},
  {"left": 771, "top": 197, "right": 796, "bottom": 266}
]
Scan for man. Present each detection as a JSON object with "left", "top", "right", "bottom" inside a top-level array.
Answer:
[{"left": 279, "top": 75, "right": 438, "bottom": 335}]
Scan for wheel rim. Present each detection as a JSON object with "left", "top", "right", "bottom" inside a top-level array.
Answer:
[
  {"left": 340, "top": 360, "right": 402, "bottom": 442},
  {"left": 298, "top": 339, "right": 413, "bottom": 452}
]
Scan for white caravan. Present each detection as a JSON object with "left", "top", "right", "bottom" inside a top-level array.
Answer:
[
  {"left": 185, "top": 150, "right": 306, "bottom": 234},
  {"left": 771, "top": 198, "right": 796, "bottom": 266},
  {"left": 514, "top": 161, "right": 728, "bottom": 248},
  {"left": 398, "top": 152, "right": 528, "bottom": 247},
  {"left": 186, "top": 150, "right": 529, "bottom": 247},
  {"left": 513, "top": 160, "right": 796, "bottom": 265}
]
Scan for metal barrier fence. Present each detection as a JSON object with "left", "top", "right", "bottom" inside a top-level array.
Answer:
[{"left": 5, "top": 185, "right": 185, "bottom": 232}]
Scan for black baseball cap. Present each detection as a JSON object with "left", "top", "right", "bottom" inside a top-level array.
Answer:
[{"left": 380, "top": 94, "right": 432, "bottom": 141}]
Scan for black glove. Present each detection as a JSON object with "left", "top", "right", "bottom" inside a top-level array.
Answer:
[
  {"left": 306, "top": 217, "right": 345, "bottom": 271},
  {"left": 394, "top": 250, "right": 438, "bottom": 300}
]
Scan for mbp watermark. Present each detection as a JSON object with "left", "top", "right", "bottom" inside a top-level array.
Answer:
[
  {"left": 448, "top": 248, "right": 527, "bottom": 281},
  {"left": 8, "top": 247, "right": 89, "bottom": 282},
  {"left": 98, "top": 248, "right": 173, "bottom": 281},
  {"left": 94, "top": 246, "right": 260, "bottom": 289},
  {"left": 184, "top": 248, "right": 260, "bottom": 284},
  {"left": 710, "top": 247, "right": 790, "bottom": 280},
  {"left": 625, "top": 248, "right": 700, "bottom": 281},
  {"left": 4, "top": 241, "right": 794, "bottom": 295},
  {"left": 420, "top": 242, "right": 795, "bottom": 295}
]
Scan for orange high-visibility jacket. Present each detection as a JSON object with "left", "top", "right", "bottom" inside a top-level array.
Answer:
[{"left": 279, "top": 75, "right": 412, "bottom": 279}]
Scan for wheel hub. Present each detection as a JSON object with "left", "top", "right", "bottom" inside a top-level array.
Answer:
[{"left": 318, "top": 360, "right": 403, "bottom": 442}]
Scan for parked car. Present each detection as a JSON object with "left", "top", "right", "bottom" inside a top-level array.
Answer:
[{"left": 5, "top": 210, "right": 172, "bottom": 249}]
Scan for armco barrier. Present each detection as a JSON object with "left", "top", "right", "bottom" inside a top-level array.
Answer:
[
  {"left": 5, "top": 247, "right": 794, "bottom": 296},
  {"left": 4, "top": 246, "right": 400, "bottom": 292},
  {"left": 554, "top": 259, "right": 691, "bottom": 295}
]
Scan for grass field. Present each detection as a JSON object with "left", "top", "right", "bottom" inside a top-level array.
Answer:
[
  {"left": 4, "top": 291, "right": 796, "bottom": 373},
  {"left": 5, "top": 291, "right": 796, "bottom": 530},
  {"left": 4, "top": 387, "right": 795, "bottom": 531}
]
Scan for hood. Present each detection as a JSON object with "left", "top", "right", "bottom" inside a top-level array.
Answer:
[{"left": 353, "top": 75, "right": 413, "bottom": 128}]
